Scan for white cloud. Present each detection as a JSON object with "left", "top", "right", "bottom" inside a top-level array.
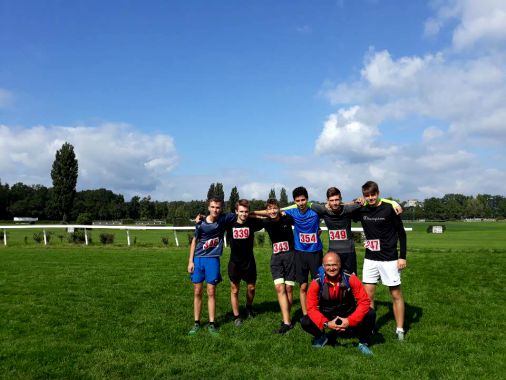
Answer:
[
  {"left": 425, "top": 0, "right": 506, "bottom": 50},
  {"left": 315, "top": 106, "right": 398, "bottom": 161},
  {"left": 0, "top": 123, "right": 178, "bottom": 199},
  {"left": 315, "top": 1, "right": 506, "bottom": 200}
]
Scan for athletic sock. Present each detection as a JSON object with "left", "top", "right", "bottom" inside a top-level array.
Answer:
[
  {"left": 194, "top": 320, "right": 200, "bottom": 326},
  {"left": 396, "top": 327, "right": 404, "bottom": 333}
]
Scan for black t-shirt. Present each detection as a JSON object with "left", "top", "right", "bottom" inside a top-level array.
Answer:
[
  {"left": 227, "top": 218, "right": 264, "bottom": 263},
  {"left": 354, "top": 203, "right": 407, "bottom": 261},
  {"left": 261, "top": 214, "right": 295, "bottom": 255},
  {"left": 311, "top": 203, "right": 360, "bottom": 254}
]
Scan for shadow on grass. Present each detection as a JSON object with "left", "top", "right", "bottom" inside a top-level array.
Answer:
[{"left": 374, "top": 300, "right": 423, "bottom": 336}]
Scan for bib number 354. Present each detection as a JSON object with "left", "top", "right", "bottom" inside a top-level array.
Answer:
[{"left": 299, "top": 233, "right": 317, "bottom": 244}]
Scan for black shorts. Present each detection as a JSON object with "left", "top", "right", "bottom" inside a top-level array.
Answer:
[
  {"left": 295, "top": 250, "right": 323, "bottom": 284},
  {"left": 270, "top": 251, "right": 296, "bottom": 284},
  {"left": 228, "top": 258, "right": 257, "bottom": 284},
  {"left": 331, "top": 250, "right": 357, "bottom": 275}
]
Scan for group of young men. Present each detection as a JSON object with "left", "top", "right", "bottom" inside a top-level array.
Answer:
[{"left": 187, "top": 181, "right": 408, "bottom": 355}]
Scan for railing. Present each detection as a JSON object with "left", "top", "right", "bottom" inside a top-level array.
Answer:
[{"left": 0, "top": 225, "right": 412, "bottom": 247}]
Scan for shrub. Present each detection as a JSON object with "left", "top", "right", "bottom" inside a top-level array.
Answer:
[
  {"left": 352, "top": 231, "right": 363, "bottom": 244},
  {"left": 99, "top": 233, "right": 115, "bottom": 245},
  {"left": 33, "top": 232, "right": 44, "bottom": 244},
  {"left": 161, "top": 237, "right": 169, "bottom": 246},
  {"left": 76, "top": 213, "right": 93, "bottom": 225},
  {"left": 58, "top": 234, "right": 65, "bottom": 243},
  {"left": 122, "top": 219, "right": 134, "bottom": 225},
  {"left": 68, "top": 229, "right": 87, "bottom": 244},
  {"left": 256, "top": 233, "right": 265, "bottom": 247}
]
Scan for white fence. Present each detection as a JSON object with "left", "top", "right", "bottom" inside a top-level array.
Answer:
[{"left": 0, "top": 225, "right": 411, "bottom": 247}]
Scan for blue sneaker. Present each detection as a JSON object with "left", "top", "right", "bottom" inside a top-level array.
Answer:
[
  {"left": 312, "top": 334, "right": 328, "bottom": 348},
  {"left": 357, "top": 343, "right": 373, "bottom": 356}
]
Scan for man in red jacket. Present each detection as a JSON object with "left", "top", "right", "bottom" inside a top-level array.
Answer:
[{"left": 300, "top": 252, "right": 376, "bottom": 355}]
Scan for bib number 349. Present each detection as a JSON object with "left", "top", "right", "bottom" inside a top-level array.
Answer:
[{"left": 299, "top": 233, "right": 317, "bottom": 244}]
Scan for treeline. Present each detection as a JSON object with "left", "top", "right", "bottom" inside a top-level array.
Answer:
[
  {"left": 403, "top": 194, "right": 506, "bottom": 220},
  {"left": 0, "top": 181, "right": 289, "bottom": 225},
  {"left": 1, "top": 181, "right": 505, "bottom": 224}
]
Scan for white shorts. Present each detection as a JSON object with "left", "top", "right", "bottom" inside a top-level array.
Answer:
[{"left": 362, "top": 259, "right": 401, "bottom": 287}]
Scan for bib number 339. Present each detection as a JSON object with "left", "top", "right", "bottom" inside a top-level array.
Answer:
[
  {"left": 299, "top": 233, "right": 317, "bottom": 244},
  {"left": 364, "top": 239, "right": 381, "bottom": 251}
]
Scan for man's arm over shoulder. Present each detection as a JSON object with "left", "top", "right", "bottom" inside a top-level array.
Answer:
[
  {"left": 346, "top": 275, "right": 371, "bottom": 327},
  {"left": 306, "top": 279, "right": 328, "bottom": 330}
]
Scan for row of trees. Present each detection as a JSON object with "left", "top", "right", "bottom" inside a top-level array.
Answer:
[
  {"left": 1, "top": 178, "right": 506, "bottom": 223},
  {"left": 1, "top": 142, "right": 505, "bottom": 223}
]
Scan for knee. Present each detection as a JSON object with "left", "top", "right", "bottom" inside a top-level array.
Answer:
[
  {"left": 207, "top": 287, "right": 216, "bottom": 298},
  {"left": 275, "top": 284, "right": 285, "bottom": 295},
  {"left": 194, "top": 287, "right": 203, "bottom": 298},
  {"left": 247, "top": 284, "right": 256, "bottom": 292}
]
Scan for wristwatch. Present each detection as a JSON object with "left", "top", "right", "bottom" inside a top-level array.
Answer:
[{"left": 323, "top": 321, "right": 328, "bottom": 329}]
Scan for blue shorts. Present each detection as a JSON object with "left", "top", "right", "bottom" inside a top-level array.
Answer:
[{"left": 191, "top": 257, "right": 222, "bottom": 285}]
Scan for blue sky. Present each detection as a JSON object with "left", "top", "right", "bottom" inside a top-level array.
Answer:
[{"left": 1, "top": 0, "right": 505, "bottom": 202}]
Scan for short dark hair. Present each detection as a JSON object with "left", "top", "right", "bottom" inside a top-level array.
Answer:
[
  {"left": 326, "top": 187, "right": 341, "bottom": 199},
  {"left": 292, "top": 186, "right": 308, "bottom": 200},
  {"left": 207, "top": 197, "right": 224, "bottom": 206},
  {"left": 265, "top": 198, "right": 279, "bottom": 208},
  {"left": 235, "top": 199, "right": 250, "bottom": 210},
  {"left": 362, "top": 181, "right": 379, "bottom": 194}
]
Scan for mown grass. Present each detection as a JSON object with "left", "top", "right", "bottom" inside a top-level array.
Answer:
[{"left": 0, "top": 222, "right": 505, "bottom": 379}]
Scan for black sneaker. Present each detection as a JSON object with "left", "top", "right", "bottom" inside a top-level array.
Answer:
[
  {"left": 273, "top": 322, "right": 293, "bottom": 334},
  {"left": 246, "top": 307, "right": 255, "bottom": 319}
]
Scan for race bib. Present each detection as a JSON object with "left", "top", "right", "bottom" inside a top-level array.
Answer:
[
  {"left": 299, "top": 233, "right": 317, "bottom": 244},
  {"left": 273, "top": 241, "right": 290, "bottom": 254},
  {"left": 329, "top": 229, "right": 348, "bottom": 240},
  {"left": 203, "top": 237, "right": 220, "bottom": 250},
  {"left": 232, "top": 227, "right": 250, "bottom": 239},
  {"left": 364, "top": 239, "right": 381, "bottom": 251}
]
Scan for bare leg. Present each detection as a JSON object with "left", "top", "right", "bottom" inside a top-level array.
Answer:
[
  {"left": 246, "top": 283, "right": 256, "bottom": 307},
  {"left": 364, "top": 283, "right": 377, "bottom": 309},
  {"left": 230, "top": 281, "right": 240, "bottom": 317},
  {"left": 390, "top": 285, "right": 405, "bottom": 329},
  {"left": 299, "top": 282, "right": 308, "bottom": 315},
  {"left": 275, "top": 283, "right": 291, "bottom": 325},
  {"left": 207, "top": 284, "right": 216, "bottom": 323},
  {"left": 286, "top": 284, "right": 293, "bottom": 313},
  {"left": 193, "top": 283, "right": 204, "bottom": 321}
]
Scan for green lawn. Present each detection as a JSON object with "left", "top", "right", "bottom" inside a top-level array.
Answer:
[{"left": 1, "top": 222, "right": 505, "bottom": 379}]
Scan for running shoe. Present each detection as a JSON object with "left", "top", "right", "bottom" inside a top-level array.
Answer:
[
  {"left": 357, "top": 343, "right": 374, "bottom": 356},
  {"left": 312, "top": 334, "right": 328, "bottom": 348},
  {"left": 234, "top": 317, "right": 242, "bottom": 327},
  {"left": 246, "top": 307, "right": 255, "bottom": 319},
  {"left": 207, "top": 324, "right": 219, "bottom": 336},
  {"left": 396, "top": 330, "right": 405, "bottom": 341},
  {"left": 273, "top": 322, "right": 293, "bottom": 334},
  {"left": 188, "top": 323, "right": 200, "bottom": 336}
]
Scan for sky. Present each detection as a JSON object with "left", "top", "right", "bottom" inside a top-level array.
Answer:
[{"left": 1, "top": 0, "right": 505, "bottom": 202}]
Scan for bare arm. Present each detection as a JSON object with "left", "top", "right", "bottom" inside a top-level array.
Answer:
[{"left": 187, "top": 237, "right": 196, "bottom": 273}]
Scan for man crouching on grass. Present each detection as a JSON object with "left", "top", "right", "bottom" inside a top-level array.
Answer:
[
  {"left": 187, "top": 198, "right": 236, "bottom": 336},
  {"left": 300, "top": 252, "right": 376, "bottom": 355}
]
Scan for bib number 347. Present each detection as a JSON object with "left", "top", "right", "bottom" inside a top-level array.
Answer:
[{"left": 364, "top": 239, "right": 381, "bottom": 251}]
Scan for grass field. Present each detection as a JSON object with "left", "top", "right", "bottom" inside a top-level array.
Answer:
[{"left": 1, "top": 222, "right": 505, "bottom": 379}]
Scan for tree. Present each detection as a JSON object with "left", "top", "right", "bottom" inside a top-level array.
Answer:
[
  {"left": 207, "top": 183, "right": 216, "bottom": 200},
  {"left": 50, "top": 142, "right": 78, "bottom": 222},
  {"left": 228, "top": 186, "right": 240, "bottom": 212},
  {"left": 207, "top": 182, "right": 224, "bottom": 201},
  {"left": 279, "top": 187, "right": 289, "bottom": 207},
  {"left": 268, "top": 188, "right": 276, "bottom": 199}
]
